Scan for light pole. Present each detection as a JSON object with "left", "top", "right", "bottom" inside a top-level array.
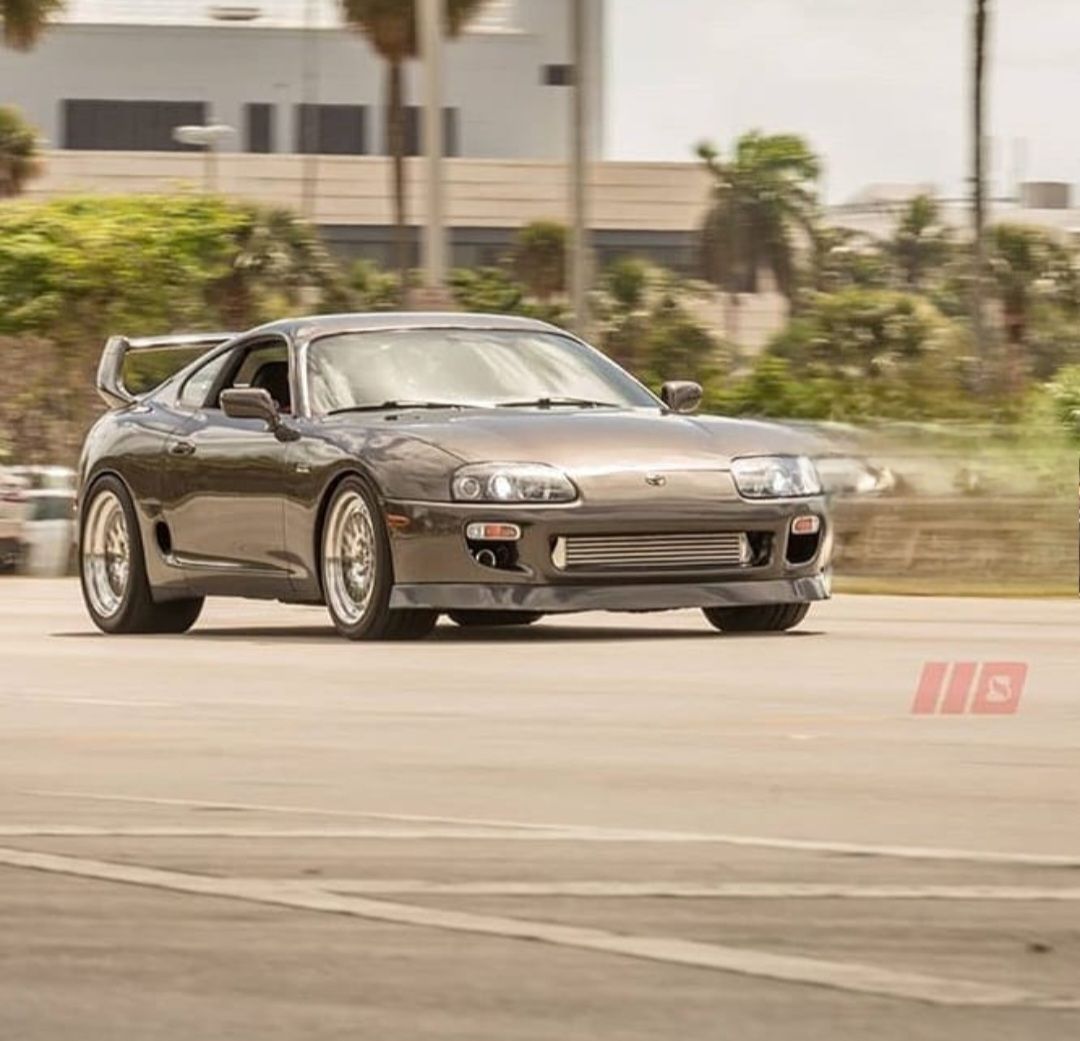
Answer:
[
  {"left": 418, "top": 0, "right": 450, "bottom": 305},
  {"left": 568, "top": 0, "right": 590, "bottom": 337},
  {"left": 972, "top": 0, "right": 990, "bottom": 385},
  {"left": 299, "top": 0, "right": 321, "bottom": 219},
  {"left": 173, "top": 123, "right": 235, "bottom": 193}
]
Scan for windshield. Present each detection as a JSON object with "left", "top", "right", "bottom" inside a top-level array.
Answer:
[{"left": 305, "top": 329, "right": 658, "bottom": 415}]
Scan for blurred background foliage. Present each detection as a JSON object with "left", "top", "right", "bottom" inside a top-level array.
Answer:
[{"left": 1, "top": 130, "right": 1080, "bottom": 473}]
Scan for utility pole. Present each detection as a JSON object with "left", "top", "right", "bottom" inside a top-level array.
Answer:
[
  {"left": 418, "top": 0, "right": 450, "bottom": 305},
  {"left": 972, "top": 0, "right": 990, "bottom": 385},
  {"left": 569, "top": 0, "right": 590, "bottom": 337},
  {"left": 300, "top": 0, "right": 321, "bottom": 219}
]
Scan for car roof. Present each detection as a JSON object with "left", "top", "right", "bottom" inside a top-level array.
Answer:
[{"left": 249, "top": 312, "right": 568, "bottom": 341}]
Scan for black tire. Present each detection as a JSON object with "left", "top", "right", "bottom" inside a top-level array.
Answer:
[
  {"left": 703, "top": 602, "right": 811, "bottom": 634},
  {"left": 320, "top": 475, "right": 437, "bottom": 642},
  {"left": 80, "top": 475, "right": 204, "bottom": 635},
  {"left": 448, "top": 610, "right": 544, "bottom": 629}
]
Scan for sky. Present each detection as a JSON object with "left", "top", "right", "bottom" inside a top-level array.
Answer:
[{"left": 607, "top": 0, "right": 1080, "bottom": 203}]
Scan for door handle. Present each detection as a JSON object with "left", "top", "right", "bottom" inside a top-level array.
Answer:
[{"left": 169, "top": 440, "right": 196, "bottom": 457}]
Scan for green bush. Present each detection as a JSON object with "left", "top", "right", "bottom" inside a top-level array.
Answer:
[
  {"left": 1043, "top": 364, "right": 1080, "bottom": 442},
  {"left": 513, "top": 221, "right": 566, "bottom": 302},
  {"left": 733, "top": 288, "right": 979, "bottom": 421},
  {"left": 0, "top": 195, "right": 352, "bottom": 347}
]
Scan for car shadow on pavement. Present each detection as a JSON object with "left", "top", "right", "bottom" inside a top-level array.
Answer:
[{"left": 55, "top": 626, "right": 824, "bottom": 644}]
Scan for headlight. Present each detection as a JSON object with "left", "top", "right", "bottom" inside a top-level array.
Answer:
[
  {"left": 731, "top": 455, "right": 822, "bottom": 499},
  {"left": 451, "top": 463, "right": 578, "bottom": 503}
]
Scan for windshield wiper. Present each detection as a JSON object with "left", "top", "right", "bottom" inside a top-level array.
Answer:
[
  {"left": 496, "top": 397, "right": 621, "bottom": 410},
  {"left": 328, "top": 401, "right": 468, "bottom": 415}
]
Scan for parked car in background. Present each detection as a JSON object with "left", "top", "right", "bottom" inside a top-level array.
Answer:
[
  {"left": 0, "top": 470, "right": 28, "bottom": 571},
  {"left": 6, "top": 466, "right": 76, "bottom": 493},
  {"left": 22, "top": 490, "right": 76, "bottom": 577}
]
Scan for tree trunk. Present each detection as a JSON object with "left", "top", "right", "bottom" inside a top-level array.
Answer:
[
  {"left": 972, "top": 0, "right": 990, "bottom": 386},
  {"left": 386, "top": 58, "right": 409, "bottom": 299},
  {"left": 1003, "top": 302, "right": 1026, "bottom": 394}
]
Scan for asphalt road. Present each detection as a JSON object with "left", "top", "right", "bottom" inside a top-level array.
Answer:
[{"left": 1, "top": 579, "right": 1078, "bottom": 1041}]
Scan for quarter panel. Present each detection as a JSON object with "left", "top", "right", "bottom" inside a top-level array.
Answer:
[{"left": 78, "top": 404, "right": 194, "bottom": 601}]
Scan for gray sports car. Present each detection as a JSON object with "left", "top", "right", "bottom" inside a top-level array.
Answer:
[{"left": 77, "top": 313, "right": 831, "bottom": 640}]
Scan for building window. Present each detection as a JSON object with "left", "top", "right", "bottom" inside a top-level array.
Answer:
[
  {"left": 245, "top": 103, "right": 275, "bottom": 154},
  {"left": 394, "top": 107, "right": 460, "bottom": 157},
  {"left": 543, "top": 64, "right": 574, "bottom": 87},
  {"left": 62, "top": 99, "right": 208, "bottom": 151},
  {"left": 295, "top": 104, "right": 367, "bottom": 155}
]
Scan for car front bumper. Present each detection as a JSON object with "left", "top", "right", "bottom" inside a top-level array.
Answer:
[
  {"left": 391, "top": 574, "right": 830, "bottom": 612},
  {"left": 384, "top": 495, "right": 831, "bottom": 614}
]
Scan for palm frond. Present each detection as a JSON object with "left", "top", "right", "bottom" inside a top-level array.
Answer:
[
  {"left": 340, "top": 0, "right": 487, "bottom": 57},
  {"left": 2, "top": 0, "right": 64, "bottom": 51}
]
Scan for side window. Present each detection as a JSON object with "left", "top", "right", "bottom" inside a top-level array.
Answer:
[
  {"left": 179, "top": 350, "right": 233, "bottom": 409},
  {"left": 220, "top": 340, "right": 292, "bottom": 414}
]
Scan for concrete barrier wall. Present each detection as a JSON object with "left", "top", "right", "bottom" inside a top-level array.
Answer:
[
  {"left": 832, "top": 497, "right": 1077, "bottom": 588},
  {"left": 22, "top": 152, "right": 713, "bottom": 232}
]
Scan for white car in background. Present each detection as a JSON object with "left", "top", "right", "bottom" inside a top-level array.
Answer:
[
  {"left": 22, "top": 490, "right": 76, "bottom": 577},
  {"left": 0, "top": 471, "right": 28, "bottom": 571},
  {"left": 0, "top": 467, "right": 77, "bottom": 576}
]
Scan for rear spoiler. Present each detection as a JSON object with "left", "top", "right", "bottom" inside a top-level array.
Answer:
[{"left": 96, "top": 332, "right": 237, "bottom": 409}]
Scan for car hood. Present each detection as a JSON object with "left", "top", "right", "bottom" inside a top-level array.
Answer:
[{"left": 369, "top": 408, "right": 822, "bottom": 472}]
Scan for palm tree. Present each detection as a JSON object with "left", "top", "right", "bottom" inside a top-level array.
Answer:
[
  {"left": 697, "top": 131, "right": 820, "bottom": 343},
  {"left": 988, "top": 224, "right": 1076, "bottom": 392},
  {"left": 0, "top": 1, "right": 63, "bottom": 199},
  {"left": 340, "top": 0, "right": 486, "bottom": 290},
  {"left": 0, "top": 106, "right": 40, "bottom": 196},
  {"left": 210, "top": 204, "right": 355, "bottom": 326},
  {"left": 890, "top": 194, "right": 951, "bottom": 289},
  {"left": 2, "top": 0, "right": 64, "bottom": 51}
]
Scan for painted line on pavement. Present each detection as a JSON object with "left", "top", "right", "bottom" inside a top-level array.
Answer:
[
  {"left": 0, "top": 844, "right": 1074, "bottom": 1010},
  {"left": 314, "top": 881, "right": 1080, "bottom": 901},
  {"left": 24, "top": 790, "right": 1080, "bottom": 868},
  {"left": 0, "top": 826, "right": 583, "bottom": 840}
]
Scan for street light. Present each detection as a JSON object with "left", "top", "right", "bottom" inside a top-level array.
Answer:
[{"left": 173, "top": 124, "right": 236, "bottom": 193}]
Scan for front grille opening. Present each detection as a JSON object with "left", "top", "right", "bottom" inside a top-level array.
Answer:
[
  {"left": 553, "top": 531, "right": 756, "bottom": 572},
  {"left": 786, "top": 530, "right": 822, "bottom": 565},
  {"left": 466, "top": 538, "right": 521, "bottom": 572},
  {"left": 746, "top": 531, "right": 772, "bottom": 567}
]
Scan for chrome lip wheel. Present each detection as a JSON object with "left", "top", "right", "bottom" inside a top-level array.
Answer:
[
  {"left": 83, "top": 490, "right": 130, "bottom": 619},
  {"left": 324, "top": 490, "right": 377, "bottom": 627}
]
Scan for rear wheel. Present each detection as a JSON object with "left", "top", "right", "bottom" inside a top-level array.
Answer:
[
  {"left": 80, "top": 476, "right": 203, "bottom": 635},
  {"left": 321, "top": 476, "right": 437, "bottom": 641},
  {"left": 703, "top": 603, "right": 810, "bottom": 634},
  {"left": 449, "top": 610, "right": 543, "bottom": 629}
]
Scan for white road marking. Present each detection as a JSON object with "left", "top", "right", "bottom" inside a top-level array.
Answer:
[
  {"left": 24, "top": 790, "right": 1080, "bottom": 868},
  {"left": 0, "top": 844, "right": 1073, "bottom": 1010},
  {"left": 0, "top": 826, "right": 584, "bottom": 840},
  {"left": 311, "top": 881, "right": 1080, "bottom": 901},
  {"left": 27, "top": 790, "right": 567, "bottom": 831},
  {"left": 1, "top": 697, "right": 169, "bottom": 707}
]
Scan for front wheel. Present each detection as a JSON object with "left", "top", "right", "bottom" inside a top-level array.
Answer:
[
  {"left": 321, "top": 476, "right": 437, "bottom": 641},
  {"left": 703, "top": 603, "right": 810, "bottom": 634},
  {"left": 80, "top": 476, "right": 203, "bottom": 635}
]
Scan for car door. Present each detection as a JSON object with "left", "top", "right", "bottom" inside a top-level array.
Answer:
[{"left": 160, "top": 334, "right": 298, "bottom": 597}]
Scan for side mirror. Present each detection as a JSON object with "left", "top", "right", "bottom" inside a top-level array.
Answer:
[
  {"left": 220, "top": 388, "right": 299, "bottom": 442},
  {"left": 660, "top": 381, "right": 703, "bottom": 415}
]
